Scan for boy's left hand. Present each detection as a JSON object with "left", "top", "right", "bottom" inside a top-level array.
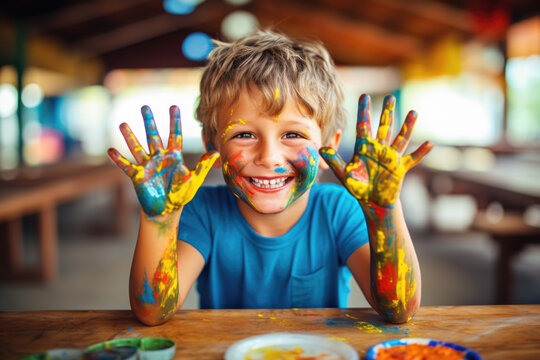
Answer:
[{"left": 320, "top": 94, "right": 433, "bottom": 207}]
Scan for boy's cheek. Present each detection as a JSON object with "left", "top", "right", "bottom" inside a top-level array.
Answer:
[{"left": 290, "top": 145, "right": 320, "bottom": 178}]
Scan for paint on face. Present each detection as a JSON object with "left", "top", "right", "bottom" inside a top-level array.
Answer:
[
  {"left": 285, "top": 145, "right": 319, "bottom": 208},
  {"left": 221, "top": 118, "right": 247, "bottom": 140},
  {"left": 222, "top": 145, "right": 319, "bottom": 214},
  {"left": 222, "top": 151, "right": 256, "bottom": 208}
]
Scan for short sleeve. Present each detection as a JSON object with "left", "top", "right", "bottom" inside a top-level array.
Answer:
[
  {"left": 177, "top": 187, "right": 215, "bottom": 261},
  {"left": 328, "top": 185, "right": 368, "bottom": 264}
]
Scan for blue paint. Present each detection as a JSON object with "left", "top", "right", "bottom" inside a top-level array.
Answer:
[
  {"left": 274, "top": 167, "right": 287, "bottom": 173},
  {"left": 128, "top": 326, "right": 134, "bottom": 330},
  {"left": 140, "top": 270, "right": 156, "bottom": 305},
  {"left": 322, "top": 317, "right": 410, "bottom": 335}
]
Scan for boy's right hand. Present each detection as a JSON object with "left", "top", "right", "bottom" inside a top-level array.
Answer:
[{"left": 108, "top": 105, "right": 219, "bottom": 217}]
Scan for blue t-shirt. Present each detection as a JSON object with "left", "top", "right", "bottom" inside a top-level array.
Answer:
[{"left": 178, "top": 183, "right": 368, "bottom": 309}]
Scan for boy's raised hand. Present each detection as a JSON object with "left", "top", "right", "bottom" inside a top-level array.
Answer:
[
  {"left": 320, "top": 94, "right": 433, "bottom": 207},
  {"left": 108, "top": 105, "right": 219, "bottom": 216}
]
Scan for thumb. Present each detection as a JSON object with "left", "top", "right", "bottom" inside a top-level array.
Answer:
[
  {"left": 191, "top": 150, "right": 220, "bottom": 184},
  {"left": 319, "top": 147, "right": 347, "bottom": 182}
]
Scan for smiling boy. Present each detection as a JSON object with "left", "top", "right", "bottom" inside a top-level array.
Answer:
[{"left": 108, "top": 30, "right": 433, "bottom": 326}]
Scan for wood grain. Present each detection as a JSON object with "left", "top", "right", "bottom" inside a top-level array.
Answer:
[{"left": 1, "top": 305, "right": 539, "bottom": 359}]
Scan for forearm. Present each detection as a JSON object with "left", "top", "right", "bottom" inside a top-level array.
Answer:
[
  {"left": 130, "top": 208, "right": 181, "bottom": 326},
  {"left": 361, "top": 200, "right": 421, "bottom": 323}
]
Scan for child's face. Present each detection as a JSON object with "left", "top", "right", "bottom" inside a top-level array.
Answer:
[{"left": 213, "top": 88, "right": 323, "bottom": 214}]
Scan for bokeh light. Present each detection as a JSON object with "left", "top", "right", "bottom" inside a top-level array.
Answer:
[
  {"left": 221, "top": 11, "right": 258, "bottom": 40},
  {"left": 22, "top": 83, "right": 44, "bottom": 108},
  {"left": 163, "top": 0, "right": 203, "bottom": 15},
  {"left": 224, "top": 0, "right": 252, "bottom": 5},
  {"left": 182, "top": 32, "right": 214, "bottom": 61},
  {"left": 0, "top": 84, "right": 18, "bottom": 117}
]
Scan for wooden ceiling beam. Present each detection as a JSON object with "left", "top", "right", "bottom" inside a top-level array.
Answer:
[
  {"left": 365, "top": 0, "right": 474, "bottom": 32},
  {"left": 31, "top": 0, "right": 152, "bottom": 33},
  {"left": 252, "top": 0, "right": 424, "bottom": 65},
  {"left": 74, "top": 1, "right": 230, "bottom": 56}
]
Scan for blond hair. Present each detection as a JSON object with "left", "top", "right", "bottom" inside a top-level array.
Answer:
[{"left": 196, "top": 30, "right": 346, "bottom": 147}]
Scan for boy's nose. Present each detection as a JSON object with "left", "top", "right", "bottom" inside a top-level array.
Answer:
[{"left": 254, "top": 139, "right": 284, "bottom": 168}]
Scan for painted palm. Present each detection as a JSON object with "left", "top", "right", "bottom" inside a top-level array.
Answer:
[
  {"left": 108, "top": 105, "right": 219, "bottom": 216},
  {"left": 320, "top": 94, "right": 432, "bottom": 207}
]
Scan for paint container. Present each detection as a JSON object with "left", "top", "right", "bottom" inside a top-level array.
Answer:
[
  {"left": 366, "top": 338, "right": 482, "bottom": 360},
  {"left": 225, "top": 333, "right": 358, "bottom": 360},
  {"left": 19, "top": 349, "right": 84, "bottom": 360},
  {"left": 138, "top": 338, "right": 176, "bottom": 360},
  {"left": 84, "top": 337, "right": 175, "bottom": 360}
]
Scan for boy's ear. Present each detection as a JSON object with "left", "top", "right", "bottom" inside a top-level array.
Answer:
[
  {"left": 319, "top": 129, "right": 342, "bottom": 170},
  {"left": 202, "top": 136, "right": 222, "bottom": 168}
]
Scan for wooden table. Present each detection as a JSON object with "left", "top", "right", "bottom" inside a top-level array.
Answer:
[
  {"left": 1, "top": 305, "right": 539, "bottom": 359},
  {"left": 0, "top": 160, "right": 130, "bottom": 282}
]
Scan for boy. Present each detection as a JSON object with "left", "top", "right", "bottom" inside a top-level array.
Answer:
[{"left": 107, "top": 30, "right": 433, "bottom": 326}]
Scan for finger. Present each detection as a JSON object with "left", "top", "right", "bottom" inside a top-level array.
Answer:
[
  {"left": 319, "top": 147, "right": 347, "bottom": 182},
  {"left": 391, "top": 110, "right": 418, "bottom": 155},
  {"left": 119, "top": 122, "right": 149, "bottom": 164},
  {"left": 193, "top": 151, "right": 220, "bottom": 180},
  {"left": 182, "top": 151, "right": 220, "bottom": 204},
  {"left": 355, "top": 95, "right": 372, "bottom": 154},
  {"left": 167, "top": 105, "right": 183, "bottom": 150},
  {"left": 402, "top": 141, "right": 434, "bottom": 171},
  {"left": 141, "top": 105, "right": 164, "bottom": 154},
  {"left": 376, "top": 95, "right": 395, "bottom": 145},
  {"left": 107, "top": 148, "right": 138, "bottom": 178}
]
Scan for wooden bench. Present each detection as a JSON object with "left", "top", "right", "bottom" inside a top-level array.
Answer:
[
  {"left": 0, "top": 160, "right": 130, "bottom": 282},
  {"left": 472, "top": 210, "right": 540, "bottom": 304}
]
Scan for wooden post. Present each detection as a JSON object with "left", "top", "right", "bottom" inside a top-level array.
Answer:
[{"left": 39, "top": 204, "right": 57, "bottom": 282}]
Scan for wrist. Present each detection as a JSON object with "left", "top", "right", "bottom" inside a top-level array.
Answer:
[
  {"left": 141, "top": 207, "right": 182, "bottom": 223},
  {"left": 360, "top": 200, "right": 397, "bottom": 221}
]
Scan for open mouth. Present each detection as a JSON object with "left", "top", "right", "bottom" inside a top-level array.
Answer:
[{"left": 249, "top": 176, "right": 293, "bottom": 189}]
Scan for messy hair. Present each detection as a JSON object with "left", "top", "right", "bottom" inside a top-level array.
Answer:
[{"left": 196, "top": 30, "right": 346, "bottom": 147}]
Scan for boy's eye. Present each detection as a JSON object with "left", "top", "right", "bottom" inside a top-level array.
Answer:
[
  {"left": 232, "top": 132, "right": 255, "bottom": 139},
  {"left": 283, "top": 132, "right": 304, "bottom": 139}
]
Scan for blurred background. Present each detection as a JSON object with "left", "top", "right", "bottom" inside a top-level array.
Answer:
[{"left": 0, "top": 0, "right": 539, "bottom": 311}]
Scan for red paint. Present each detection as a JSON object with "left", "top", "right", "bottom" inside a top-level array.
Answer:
[{"left": 377, "top": 260, "right": 398, "bottom": 301}]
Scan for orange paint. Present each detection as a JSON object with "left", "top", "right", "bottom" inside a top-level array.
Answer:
[{"left": 376, "top": 344, "right": 464, "bottom": 360}]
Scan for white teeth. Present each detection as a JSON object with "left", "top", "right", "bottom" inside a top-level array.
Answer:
[{"left": 250, "top": 177, "right": 288, "bottom": 189}]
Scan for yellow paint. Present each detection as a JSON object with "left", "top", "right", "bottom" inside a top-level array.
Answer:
[
  {"left": 329, "top": 336, "right": 349, "bottom": 342},
  {"left": 132, "top": 164, "right": 144, "bottom": 182},
  {"left": 221, "top": 118, "right": 247, "bottom": 139},
  {"left": 165, "top": 151, "right": 219, "bottom": 213},
  {"left": 274, "top": 88, "right": 279, "bottom": 100},
  {"left": 376, "top": 230, "right": 386, "bottom": 253},
  {"left": 153, "top": 239, "right": 178, "bottom": 319},
  {"left": 257, "top": 314, "right": 264, "bottom": 317},
  {"left": 246, "top": 346, "right": 304, "bottom": 360},
  {"left": 354, "top": 321, "right": 383, "bottom": 333},
  {"left": 345, "top": 313, "right": 358, "bottom": 320}
]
